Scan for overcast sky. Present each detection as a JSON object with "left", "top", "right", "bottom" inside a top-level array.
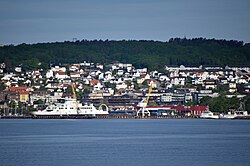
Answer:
[{"left": 0, "top": 0, "right": 250, "bottom": 45}]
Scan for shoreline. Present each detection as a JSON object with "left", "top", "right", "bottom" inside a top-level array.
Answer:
[{"left": 1, "top": 115, "right": 250, "bottom": 120}]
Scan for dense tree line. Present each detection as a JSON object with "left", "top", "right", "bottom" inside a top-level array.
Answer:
[
  {"left": 0, "top": 38, "right": 249, "bottom": 71},
  {"left": 200, "top": 95, "right": 250, "bottom": 113}
]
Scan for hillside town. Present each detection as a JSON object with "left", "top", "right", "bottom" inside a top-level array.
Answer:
[{"left": 0, "top": 61, "right": 249, "bottom": 117}]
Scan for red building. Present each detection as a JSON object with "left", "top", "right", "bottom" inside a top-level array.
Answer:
[{"left": 135, "top": 105, "right": 208, "bottom": 115}]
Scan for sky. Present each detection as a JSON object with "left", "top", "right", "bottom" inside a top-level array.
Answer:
[{"left": 0, "top": 0, "right": 250, "bottom": 45}]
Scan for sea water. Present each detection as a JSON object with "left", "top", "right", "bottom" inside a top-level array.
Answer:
[{"left": 0, "top": 119, "right": 250, "bottom": 166}]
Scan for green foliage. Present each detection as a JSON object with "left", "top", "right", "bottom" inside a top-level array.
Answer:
[
  {"left": 83, "top": 88, "right": 91, "bottom": 94},
  {"left": 215, "top": 84, "right": 229, "bottom": 94},
  {"left": 0, "top": 83, "right": 6, "bottom": 91},
  {"left": 65, "top": 86, "right": 73, "bottom": 95},
  {"left": 200, "top": 95, "right": 240, "bottom": 113},
  {"left": 245, "top": 95, "right": 250, "bottom": 112},
  {"left": 76, "top": 92, "right": 83, "bottom": 99},
  {"left": 0, "top": 38, "right": 249, "bottom": 71},
  {"left": 22, "top": 58, "right": 40, "bottom": 71},
  {"left": 148, "top": 100, "right": 157, "bottom": 106},
  {"left": 133, "top": 82, "right": 139, "bottom": 90},
  {"left": 104, "top": 82, "right": 115, "bottom": 89},
  {"left": 142, "top": 80, "right": 148, "bottom": 86},
  {"left": 196, "top": 84, "right": 203, "bottom": 91},
  {"left": 9, "top": 100, "right": 16, "bottom": 108},
  {"left": 33, "top": 99, "right": 44, "bottom": 105}
]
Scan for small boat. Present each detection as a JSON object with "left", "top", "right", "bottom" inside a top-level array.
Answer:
[
  {"left": 219, "top": 112, "right": 237, "bottom": 119},
  {"left": 200, "top": 110, "right": 219, "bottom": 119}
]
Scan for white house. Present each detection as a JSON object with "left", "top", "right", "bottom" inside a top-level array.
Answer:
[
  {"left": 80, "top": 61, "right": 91, "bottom": 67},
  {"left": 204, "top": 80, "right": 217, "bottom": 89},
  {"left": 170, "top": 71, "right": 179, "bottom": 78},
  {"left": 159, "top": 75, "right": 170, "bottom": 82},
  {"left": 137, "top": 77, "right": 145, "bottom": 84},
  {"left": 117, "top": 70, "right": 124, "bottom": 76},
  {"left": 96, "top": 64, "right": 104, "bottom": 70},
  {"left": 229, "top": 82, "right": 237, "bottom": 93},
  {"left": 51, "top": 66, "right": 66, "bottom": 72},
  {"left": 46, "top": 70, "right": 54, "bottom": 78},
  {"left": 148, "top": 80, "right": 158, "bottom": 88},
  {"left": 70, "top": 72, "right": 80, "bottom": 79},
  {"left": 133, "top": 72, "right": 141, "bottom": 78},
  {"left": 104, "top": 72, "right": 113, "bottom": 81},
  {"left": 144, "top": 74, "right": 151, "bottom": 80},
  {"left": 15, "top": 67, "right": 22, "bottom": 73},
  {"left": 116, "top": 82, "right": 127, "bottom": 90},
  {"left": 171, "top": 78, "right": 180, "bottom": 85},
  {"left": 98, "top": 73, "right": 104, "bottom": 80},
  {"left": 93, "top": 82, "right": 103, "bottom": 92},
  {"left": 136, "top": 68, "right": 147, "bottom": 73},
  {"left": 127, "top": 66, "right": 133, "bottom": 72},
  {"left": 69, "top": 65, "right": 79, "bottom": 72},
  {"left": 179, "top": 77, "right": 186, "bottom": 86},
  {"left": 160, "top": 93, "right": 173, "bottom": 102},
  {"left": 55, "top": 72, "right": 68, "bottom": 80},
  {"left": 1, "top": 73, "right": 14, "bottom": 81}
]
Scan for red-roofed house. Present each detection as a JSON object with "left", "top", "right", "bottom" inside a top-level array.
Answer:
[
  {"left": 8, "top": 86, "right": 29, "bottom": 103},
  {"left": 190, "top": 106, "right": 208, "bottom": 115},
  {"left": 55, "top": 72, "right": 68, "bottom": 79},
  {"left": 141, "top": 73, "right": 150, "bottom": 79},
  {"left": 70, "top": 72, "right": 81, "bottom": 79},
  {"left": 9, "top": 86, "right": 28, "bottom": 92},
  {"left": 19, "top": 91, "right": 29, "bottom": 103},
  {"left": 147, "top": 80, "right": 158, "bottom": 88},
  {"left": 90, "top": 79, "right": 99, "bottom": 86}
]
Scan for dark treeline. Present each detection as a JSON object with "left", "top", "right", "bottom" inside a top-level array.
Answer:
[{"left": 0, "top": 38, "right": 249, "bottom": 71}]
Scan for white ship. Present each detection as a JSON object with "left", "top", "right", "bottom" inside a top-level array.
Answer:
[
  {"left": 32, "top": 98, "right": 109, "bottom": 116},
  {"left": 200, "top": 110, "right": 219, "bottom": 119},
  {"left": 219, "top": 102, "right": 248, "bottom": 119},
  {"left": 219, "top": 110, "right": 248, "bottom": 119}
]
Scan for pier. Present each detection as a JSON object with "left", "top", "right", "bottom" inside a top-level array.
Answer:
[{"left": 0, "top": 114, "right": 200, "bottom": 119}]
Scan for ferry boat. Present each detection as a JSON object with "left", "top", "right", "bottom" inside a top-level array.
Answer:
[
  {"left": 31, "top": 98, "right": 109, "bottom": 116},
  {"left": 200, "top": 110, "right": 219, "bottom": 119}
]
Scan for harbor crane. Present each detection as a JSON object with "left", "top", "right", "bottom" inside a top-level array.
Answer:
[
  {"left": 71, "top": 83, "right": 79, "bottom": 113},
  {"left": 136, "top": 84, "right": 152, "bottom": 118}
]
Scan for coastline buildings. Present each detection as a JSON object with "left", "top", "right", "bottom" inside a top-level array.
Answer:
[{"left": 0, "top": 62, "right": 249, "bottom": 115}]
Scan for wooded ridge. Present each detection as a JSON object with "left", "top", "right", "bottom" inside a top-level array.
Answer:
[{"left": 0, "top": 38, "right": 249, "bottom": 71}]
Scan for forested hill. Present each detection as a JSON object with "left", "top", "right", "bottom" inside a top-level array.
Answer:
[{"left": 0, "top": 38, "right": 250, "bottom": 71}]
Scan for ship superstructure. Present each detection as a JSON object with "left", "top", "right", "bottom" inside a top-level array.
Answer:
[{"left": 32, "top": 98, "right": 109, "bottom": 116}]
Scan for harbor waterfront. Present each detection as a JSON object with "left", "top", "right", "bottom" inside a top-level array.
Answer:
[{"left": 1, "top": 119, "right": 250, "bottom": 166}]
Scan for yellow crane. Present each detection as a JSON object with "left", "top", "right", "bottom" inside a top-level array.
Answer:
[
  {"left": 137, "top": 84, "right": 152, "bottom": 118},
  {"left": 71, "top": 83, "right": 79, "bottom": 112},
  {"left": 145, "top": 84, "right": 153, "bottom": 107}
]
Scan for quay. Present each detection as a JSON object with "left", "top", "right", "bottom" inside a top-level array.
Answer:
[
  {"left": 0, "top": 115, "right": 94, "bottom": 119},
  {"left": 95, "top": 115, "right": 198, "bottom": 119},
  {"left": 0, "top": 114, "right": 199, "bottom": 119},
  {"left": 0, "top": 115, "right": 33, "bottom": 119}
]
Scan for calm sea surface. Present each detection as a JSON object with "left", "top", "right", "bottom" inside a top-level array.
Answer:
[{"left": 0, "top": 119, "right": 250, "bottom": 166}]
